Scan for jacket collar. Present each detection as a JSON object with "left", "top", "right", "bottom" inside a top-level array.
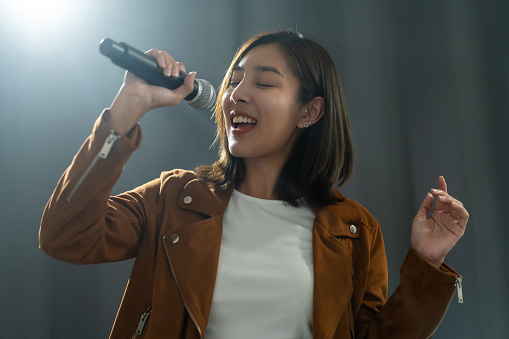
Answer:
[
  {"left": 176, "top": 178, "right": 233, "bottom": 218},
  {"left": 177, "top": 180, "right": 362, "bottom": 237}
]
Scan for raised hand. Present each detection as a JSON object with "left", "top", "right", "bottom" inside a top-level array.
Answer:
[
  {"left": 411, "top": 176, "right": 469, "bottom": 268},
  {"left": 109, "top": 49, "right": 196, "bottom": 135}
]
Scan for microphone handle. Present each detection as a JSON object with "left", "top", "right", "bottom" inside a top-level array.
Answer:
[{"left": 99, "top": 38, "right": 199, "bottom": 101}]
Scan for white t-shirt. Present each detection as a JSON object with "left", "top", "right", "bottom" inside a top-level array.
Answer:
[{"left": 205, "top": 190, "right": 315, "bottom": 339}]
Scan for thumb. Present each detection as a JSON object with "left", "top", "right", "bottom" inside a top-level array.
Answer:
[{"left": 416, "top": 192, "right": 434, "bottom": 219}]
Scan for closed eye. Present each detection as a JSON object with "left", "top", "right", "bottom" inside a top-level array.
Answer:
[{"left": 257, "top": 83, "right": 274, "bottom": 88}]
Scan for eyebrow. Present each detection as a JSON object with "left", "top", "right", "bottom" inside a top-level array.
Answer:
[{"left": 232, "top": 65, "right": 284, "bottom": 78}]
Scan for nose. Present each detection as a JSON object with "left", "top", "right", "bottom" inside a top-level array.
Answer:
[{"left": 230, "top": 80, "right": 249, "bottom": 104}]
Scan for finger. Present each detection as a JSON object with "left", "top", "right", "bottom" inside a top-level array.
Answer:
[
  {"left": 438, "top": 175, "right": 447, "bottom": 193},
  {"left": 160, "top": 51, "right": 177, "bottom": 77},
  {"left": 433, "top": 194, "right": 445, "bottom": 213},
  {"left": 449, "top": 202, "right": 468, "bottom": 238},
  {"left": 450, "top": 201, "right": 461, "bottom": 220},
  {"left": 439, "top": 195, "right": 452, "bottom": 214},
  {"left": 454, "top": 202, "right": 470, "bottom": 229},
  {"left": 171, "top": 59, "right": 180, "bottom": 77},
  {"left": 430, "top": 188, "right": 446, "bottom": 197},
  {"left": 157, "top": 51, "right": 180, "bottom": 78},
  {"left": 146, "top": 48, "right": 164, "bottom": 67},
  {"left": 150, "top": 50, "right": 176, "bottom": 77},
  {"left": 430, "top": 189, "right": 464, "bottom": 207},
  {"left": 434, "top": 194, "right": 456, "bottom": 213},
  {"left": 176, "top": 61, "right": 186, "bottom": 75},
  {"left": 146, "top": 49, "right": 169, "bottom": 76},
  {"left": 172, "top": 71, "right": 196, "bottom": 99},
  {"left": 416, "top": 192, "right": 434, "bottom": 218},
  {"left": 450, "top": 196, "right": 464, "bottom": 207}
]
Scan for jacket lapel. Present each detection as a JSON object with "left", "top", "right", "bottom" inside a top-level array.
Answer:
[
  {"left": 312, "top": 195, "right": 361, "bottom": 338},
  {"left": 312, "top": 220, "right": 354, "bottom": 338},
  {"left": 162, "top": 180, "right": 232, "bottom": 336}
]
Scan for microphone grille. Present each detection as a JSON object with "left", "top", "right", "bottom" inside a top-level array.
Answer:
[{"left": 187, "top": 78, "right": 216, "bottom": 110}]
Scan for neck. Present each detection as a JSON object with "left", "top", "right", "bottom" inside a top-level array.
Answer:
[{"left": 237, "top": 157, "right": 284, "bottom": 200}]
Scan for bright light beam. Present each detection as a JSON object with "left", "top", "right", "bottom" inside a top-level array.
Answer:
[{"left": 0, "top": 0, "right": 78, "bottom": 38}]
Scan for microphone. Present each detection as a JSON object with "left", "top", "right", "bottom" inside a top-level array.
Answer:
[{"left": 99, "top": 38, "right": 216, "bottom": 110}]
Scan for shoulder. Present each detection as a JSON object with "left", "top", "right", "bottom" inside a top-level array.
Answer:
[
  {"left": 160, "top": 169, "right": 200, "bottom": 188},
  {"left": 157, "top": 169, "right": 212, "bottom": 199},
  {"left": 315, "top": 189, "right": 380, "bottom": 235},
  {"left": 158, "top": 169, "right": 232, "bottom": 213},
  {"left": 130, "top": 169, "right": 200, "bottom": 195}
]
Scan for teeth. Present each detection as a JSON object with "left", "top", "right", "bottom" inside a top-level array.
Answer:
[{"left": 232, "top": 116, "right": 257, "bottom": 124}]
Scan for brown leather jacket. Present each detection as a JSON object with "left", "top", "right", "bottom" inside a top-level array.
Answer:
[{"left": 40, "top": 111, "right": 461, "bottom": 338}]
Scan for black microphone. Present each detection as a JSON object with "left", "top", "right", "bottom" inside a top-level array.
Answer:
[{"left": 99, "top": 38, "right": 216, "bottom": 110}]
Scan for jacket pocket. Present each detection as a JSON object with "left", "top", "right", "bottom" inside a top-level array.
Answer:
[
  {"left": 130, "top": 307, "right": 152, "bottom": 339},
  {"left": 335, "top": 236, "right": 355, "bottom": 254},
  {"left": 333, "top": 222, "right": 361, "bottom": 252}
]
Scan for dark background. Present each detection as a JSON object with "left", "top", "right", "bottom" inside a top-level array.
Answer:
[{"left": 1, "top": 0, "right": 507, "bottom": 338}]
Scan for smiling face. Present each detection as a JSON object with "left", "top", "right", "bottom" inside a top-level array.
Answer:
[
  {"left": 222, "top": 43, "right": 305, "bottom": 168},
  {"left": 202, "top": 31, "right": 352, "bottom": 207}
]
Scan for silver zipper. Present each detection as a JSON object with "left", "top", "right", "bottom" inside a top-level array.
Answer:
[
  {"left": 66, "top": 130, "right": 120, "bottom": 203},
  {"left": 426, "top": 275, "right": 464, "bottom": 338},
  {"left": 162, "top": 235, "right": 203, "bottom": 338},
  {"left": 455, "top": 277, "right": 463, "bottom": 303},
  {"left": 131, "top": 307, "right": 152, "bottom": 339}
]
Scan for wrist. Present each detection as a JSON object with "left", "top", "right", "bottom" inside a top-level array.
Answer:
[
  {"left": 412, "top": 247, "right": 444, "bottom": 269},
  {"left": 109, "top": 90, "right": 149, "bottom": 135}
]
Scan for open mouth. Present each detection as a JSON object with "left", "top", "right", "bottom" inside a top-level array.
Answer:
[{"left": 232, "top": 115, "right": 257, "bottom": 129}]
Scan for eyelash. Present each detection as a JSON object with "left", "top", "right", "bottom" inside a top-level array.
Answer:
[{"left": 228, "top": 82, "right": 273, "bottom": 88}]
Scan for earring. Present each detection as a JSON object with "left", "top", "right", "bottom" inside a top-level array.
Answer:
[{"left": 304, "top": 122, "right": 311, "bottom": 128}]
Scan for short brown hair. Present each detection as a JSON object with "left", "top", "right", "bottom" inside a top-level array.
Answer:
[{"left": 196, "top": 30, "right": 353, "bottom": 208}]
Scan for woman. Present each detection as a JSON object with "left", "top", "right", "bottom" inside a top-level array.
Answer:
[{"left": 40, "top": 31, "right": 469, "bottom": 338}]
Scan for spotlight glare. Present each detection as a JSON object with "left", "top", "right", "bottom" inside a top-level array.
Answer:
[{"left": 1, "top": 0, "right": 76, "bottom": 37}]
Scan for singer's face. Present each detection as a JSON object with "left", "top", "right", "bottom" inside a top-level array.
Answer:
[{"left": 222, "top": 43, "right": 303, "bottom": 167}]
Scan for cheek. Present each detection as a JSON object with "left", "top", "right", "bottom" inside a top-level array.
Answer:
[
  {"left": 221, "top": 90, "right": 233, "bottom": 127},
  {"left": 222, "top": 89, "right": 232, "bottom": 111},
  {"left": 264, "top": 98, "right": 301, "bottom": 125}
]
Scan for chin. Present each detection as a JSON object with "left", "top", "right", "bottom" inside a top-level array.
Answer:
[
  {"left": 227, "top": 144, "right": 255, "bottom": 159},
  {"left": 227, "top": 138, "right": 243, "bottom": 157},
  {"left": 228, "top": 147, "right": 247, "bottom": 159}
]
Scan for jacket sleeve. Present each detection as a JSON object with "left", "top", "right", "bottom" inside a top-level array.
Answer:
[
  {"left": 39, "top": 110, "right": 158, "bottom": 265},
  {"left": 356, "top": 220, "right": 461, "bottom": 338}
]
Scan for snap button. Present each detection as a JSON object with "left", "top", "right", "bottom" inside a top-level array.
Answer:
[
  {"left": 349, "top": 225, "right": 357, "bottom": 234},
  {"left": 183, "top": 196, "right": 192, "bottom": 204},
  {"left": 170, "top": 234, "right": 180, "bottom": 244}
]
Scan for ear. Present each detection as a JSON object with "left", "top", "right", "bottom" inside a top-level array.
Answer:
[{"left": 298, "top": 97, "right": 324, "bottom": 128}]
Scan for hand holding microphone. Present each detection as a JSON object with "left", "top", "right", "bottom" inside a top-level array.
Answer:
[{"left": 100, "top": 39, "right": 216, "bottom": 134}]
